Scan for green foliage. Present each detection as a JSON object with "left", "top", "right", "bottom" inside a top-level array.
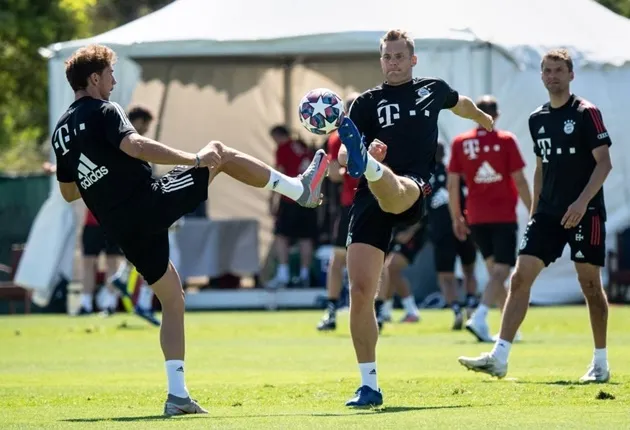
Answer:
[
  {"left": 0, "top": 1, "right": 174, "bottom": 173},
  {"left": 596, "top": 0, "right": 630, "bottom": 17},
  {"left": 0, "top": 1, "right": 94, "bottom": 172}
]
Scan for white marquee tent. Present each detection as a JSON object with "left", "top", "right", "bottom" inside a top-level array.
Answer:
[{"left": 18, "top": 0, "right": 630, "bottom": 305}]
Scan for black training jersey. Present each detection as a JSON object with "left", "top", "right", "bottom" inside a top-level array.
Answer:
[
  {"left": 427, "top": 162, "right": 466, "bottom": 240},
  {"left": 52, "top": 96, "right": 153, "bottom": 219},
  {"left": 349, "top": 77, "right": 459, "bottom": 188},
  {"left": 528, "top": 94, "right": 612, "bottom": 220}
]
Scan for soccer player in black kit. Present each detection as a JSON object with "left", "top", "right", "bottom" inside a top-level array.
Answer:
[
  {"left": 459, "top": 49, "right": 612, "bottom": 383},
  {"left": 51, "top": 45, "right": 329, "bottom": 415},
  {"left": 335, "top": 29, "right": 494, "bottom": 407}
]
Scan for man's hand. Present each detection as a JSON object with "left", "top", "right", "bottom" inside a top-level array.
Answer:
[
  {"left": 368, "top": 139, "right": 387, "bottom": 162},
  {"left": 476, "top": 111, "right": 494, "bottom": 132},
  {"left": 197, "top": 141, "right": 223, "bottom": 169},
  {"left": 561, "top": 198, "right": 588, "bottom": 229},
  {"left": 452, "top": 215, "right": 470, "bottom": 241}
]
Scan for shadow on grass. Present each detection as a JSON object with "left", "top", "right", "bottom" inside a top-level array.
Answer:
[
  {"left": 515, "top": 380, "right": 620, "bottom": 386},
  {"left": 61, "top": 405, "right": 474, "bottom": 422}
]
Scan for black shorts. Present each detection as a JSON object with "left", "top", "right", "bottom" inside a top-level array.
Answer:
[
  {"left": 388, "top": 227, "right": 427, "bottom": 263},
  {"left": 433, "top": 233, "right": 477, "bottom": 273},
  {"left": 470, "top": 222, "right": 518, "bottom": 267},
  {"left": 81, "top": 224, "right": 122, "bottom": 256},
  {"left": 274, "top": 198, "right": 318, "bottom": 239},
  {"left": 347, "top": 184, "right": 426, "bottom": 253},
  {"left": 101, "top": 165, "right": 210, "bottom": 285},
  {"left": 332, "top": 205, "right": 351, "bottom": 248},
  {"left": 519, "top": 211, "right": 606, "bottom": 267}
]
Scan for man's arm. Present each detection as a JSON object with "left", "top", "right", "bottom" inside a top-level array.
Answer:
[
  {"left": 511, "top": 170, "right": 532, "bottom": 212},
  {"left": 119, "top": 133, "right": 197, "bottom": 166},
  {"left": 58, "top": 181, "right": 82, "bottom": 203},
  {"left": 577, "top": 146, "right": 613, "bottom": 204},
  {"left": 447, "top": 173, "right": 462, "bottom": 219},
  {"left": 450, "top": 96, "right": 494, "bottom": 131},
  {"left": 102, "top": 102, "right": 198, "bottom": 166},
  {"left": 531, "top": 157, "right": 543, "bottom": 215}
]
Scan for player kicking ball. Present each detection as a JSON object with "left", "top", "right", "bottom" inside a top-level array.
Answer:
[
  {"left": 458, "top": 49, "right": 612, "bottom": 383},
  {"left": 336, "top": 29, "right": 493, "bottom": 407},
  {"left": 52, "top": 44, "right": 329, "bottom": 416}
]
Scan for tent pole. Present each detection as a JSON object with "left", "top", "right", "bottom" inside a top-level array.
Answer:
[
  {"left": 152, "top": 61, "right": 175, "bottom": 172},
  {"left": 283, "top": 58, "right": 293, "bottom": 128},
  {"left": 485, "top": 42, "right": 493, "bottom": 94}
]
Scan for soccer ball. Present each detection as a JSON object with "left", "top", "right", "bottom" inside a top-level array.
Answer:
[{"left": 298, "top": 88, "right": 345, "bottom": 135}]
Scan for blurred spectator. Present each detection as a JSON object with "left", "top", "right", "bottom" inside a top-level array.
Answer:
[{"left": 268, "top": 125, "right": 318, "bottom": 287}]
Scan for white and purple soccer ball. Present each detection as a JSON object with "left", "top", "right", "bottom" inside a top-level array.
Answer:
[{"left": 298, "top": 88, "right": 345, "bottom": 135}]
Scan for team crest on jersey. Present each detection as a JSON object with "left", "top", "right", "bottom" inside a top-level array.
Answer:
[
  {"left": 564, "top": 119, "right": 575, "bottom": 134},
  {"left": 416, "top": 87, "right": 432, "bottom": 105}
]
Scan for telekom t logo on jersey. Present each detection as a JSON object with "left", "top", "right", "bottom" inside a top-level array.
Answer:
[
  {"left": 377, "top": 103, "right": 400, "bottom": 128},
  {"left": 462, "top": 138, "right": 480, "bottom": 159}
]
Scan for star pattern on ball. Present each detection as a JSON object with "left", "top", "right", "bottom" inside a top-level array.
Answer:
[{"left": 309, "top": 96, "right": 330, "bottom": 118}]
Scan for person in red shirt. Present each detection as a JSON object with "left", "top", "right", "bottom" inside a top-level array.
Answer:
[
  {"left": 448, "top": 95, "right": 532, "bottom": 342},
  {"left": 268, "top": 126, "right": 318, "bottom": 287},
  {"left": 317, "top": 94, "right": 360, "bottom": 330}
]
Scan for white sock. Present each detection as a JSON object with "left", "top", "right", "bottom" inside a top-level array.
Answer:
[
  {"left": 165, "top": 360, "right": 190, "bottom": 398},
  {"left": 490, "top": 338, "right": 512, "bottom": 364},
  {"left": 81, "top": 293, "right": 93, "bottom": 311},
  {"left": 473, "top": 304, "right": 489, "bottom": 322},
  {"left": 364, "top": 154, "right": 384, "bottom": 182},
  {"left": 299, "top": 266, "right": 310, "bottom": 280},
  {"left": 359, "top": 362, "right": 378, "bottom": 391},
  {"left": 138, "top": 284, "right": 154, "bottom": 311},
  {"left": 593, "top": 348, "right": 607, "bottom": 366},
  {"left": 383, "top": 299, "right": 394, "bottom": 318},
  {"left": 113, "top": 261, "right": 131, "bottom": 283},
  {"left": 264, "top": 170, "right": 304, "bottom": 201},
  {"left": 276, "top": 264, "right": 290, "bottom": 282},
  {"left": 402, "top": 295, "right": 419, "bottom": 316},
  {"left": 105, "top": 289, "right": 119, "bottom": 310}
]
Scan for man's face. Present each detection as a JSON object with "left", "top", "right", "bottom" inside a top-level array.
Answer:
[
  {"left": 380, "top": 40, "right": 416, "bottom": 84},
  {"left": 541, "top": 59, "right": 573, "bottom": 95},
  {"left": 91, "top": 65, "right": 116, "bottom": 100},
  {"left": 132, "top": 118, "right": 151, "bottom": 135}
]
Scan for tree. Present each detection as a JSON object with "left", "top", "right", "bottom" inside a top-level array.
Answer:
[
  {"left": 596, "top": 0, "right": 630, "bottom": 17},
  {"left": 0, "top": 0, "right": 95, "bottom": 170}
]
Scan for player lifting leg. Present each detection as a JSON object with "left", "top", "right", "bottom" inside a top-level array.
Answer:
[
  {"left": 336, "top": 29, "right": 494, "bottom": 407},
  {"left": 53, "top": 44, "right": 329, "bottom": 415}
]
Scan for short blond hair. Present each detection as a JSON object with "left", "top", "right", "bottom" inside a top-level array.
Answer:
[
  {"left": 541, "top": 48, "right": 573, "bottom": 73},
  {"left": 379, "top": 29, "right": 415, "bottom": 56},
  {"left": 65, "top": 44, "right": 117, "bottom": 92}
]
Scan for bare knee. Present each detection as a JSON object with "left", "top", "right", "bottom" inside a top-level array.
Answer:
[
  {"left": 509, "top": 269, "right": 533, "bottom": 294},
  {"left": 385, "top": 253, "right": 406, "bottom": 277},
  {"left": 349, "top": 274, "right": 379, "bottom": 307},
  {"left": 329, "top": 251, "right": 346, "bottom": 273},
  {"left": 576, "top": 265, "right": 605, "bottom": 299},
  {"left": 490, "top": 264, "right": 510, "bottom": 284}
]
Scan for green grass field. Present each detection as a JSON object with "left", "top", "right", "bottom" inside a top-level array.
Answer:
[{"left": 0, "top": 306, "right": 628, "bottom": 429}]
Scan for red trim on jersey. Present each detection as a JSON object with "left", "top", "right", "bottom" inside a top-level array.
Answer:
[
  {"left": 580, "top": 101, "right": 606, "bottom": 134},
  {"left": 591, "top": 215, "right": 601, "bottom": 246}
]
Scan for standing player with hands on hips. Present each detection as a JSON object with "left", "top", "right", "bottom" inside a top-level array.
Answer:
[
  {"left": 459, "top": 49, "right": 612, "bottom": 383},
  {"left": 335, "top": 29, "right": 494, "bottom": 407},
  {"left": 51, "top": 44, "right": 329, "bottom": 416}
]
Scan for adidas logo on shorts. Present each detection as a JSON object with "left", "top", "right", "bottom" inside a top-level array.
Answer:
[{"left": 78, "top": 153, "right": 109, "bottom": 189}]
